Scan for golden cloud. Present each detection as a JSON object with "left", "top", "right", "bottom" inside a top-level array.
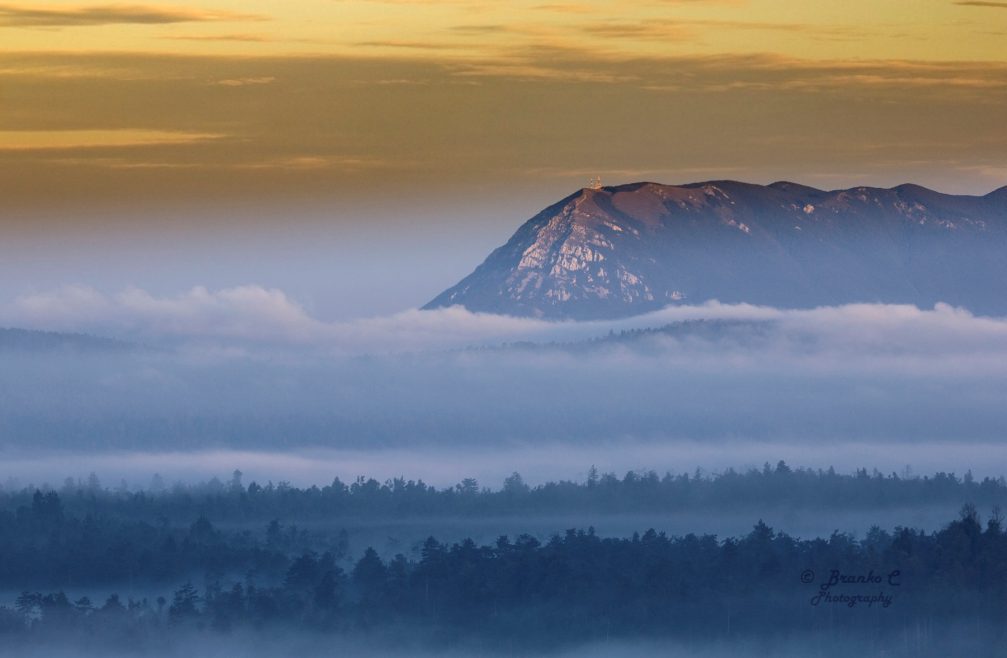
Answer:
[
  {"left": 163, "top": 33, "right": 271, "bottom": 42},
  {"left": 0, "top": 129, "right": 225, "bottom": 150},
  {"left": 213, "top": 76, "right": 276, "bottom": 86},
  {"left": 0, "top": 3, "right": 267, "bottom": 27},
  {"left": 954, "top": 1, "right": 1007, "bottom": 8},
  {"left": 0, "top": 50, "right": 1004, "bottom": 213}
]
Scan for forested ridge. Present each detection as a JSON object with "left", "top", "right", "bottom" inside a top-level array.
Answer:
[
  {"left": 2, "top": 465, "right": 1006, "bottom": 652},
  {"left": 3, "top": 462, "right": 1003, "bottom": 524},
  {"left": 2, "top": 505, "right": 1005, "bottom": 651}
]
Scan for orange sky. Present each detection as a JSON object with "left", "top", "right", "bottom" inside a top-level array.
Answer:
[{"left": 2, "top": 0, "right": 1006, "bottom": 222}]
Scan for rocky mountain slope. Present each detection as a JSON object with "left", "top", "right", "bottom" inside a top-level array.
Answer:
[{"left": 424, "top": 181, "right": 1007, "bottom": 319}]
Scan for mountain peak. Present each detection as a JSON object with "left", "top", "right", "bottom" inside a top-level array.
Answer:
[
  {"left": 987, "top": 184, "right": 1007, "bottom": 199},
  {"left": 424, "top": 180, "right": 1007, "bottom": 320},
  {"left": 768, "top": 181, "right": 823, "bottom": 193}
]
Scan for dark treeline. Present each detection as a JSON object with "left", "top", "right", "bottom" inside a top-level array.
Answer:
[
  {"left": 3, "top": 462, "right": 1004, "bottom": 525},
  {"left": 2, "top": 464, "right": 1003, "bottom": 590},
  {"left": 0, "top": 488, "right": 319, "bottom": 588},
  {"left": 2, "top": 506, "right": 1006, "bottom": 653}
]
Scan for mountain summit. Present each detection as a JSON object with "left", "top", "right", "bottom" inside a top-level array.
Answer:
[{"left": 424, "top": 180, "right": 1007, "bottom": 320}]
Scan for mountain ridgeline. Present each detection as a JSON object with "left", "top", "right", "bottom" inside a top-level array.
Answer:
[{"left": 425, "top": 181, "right": 1007, "bottom": 320}]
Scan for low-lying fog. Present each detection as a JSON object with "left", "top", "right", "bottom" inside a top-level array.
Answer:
[{"left": 3, "top": 293, "right": 1007, "bottom": 497}]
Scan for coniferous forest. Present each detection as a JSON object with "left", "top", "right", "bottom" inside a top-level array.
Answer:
[{"left": 0, "top": 466, "right": 1005, "bottom": 656}]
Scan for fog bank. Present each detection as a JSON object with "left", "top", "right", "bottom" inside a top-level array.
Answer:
[{"left": 1, "top": 299, "right": 1005, "bottom": 491}]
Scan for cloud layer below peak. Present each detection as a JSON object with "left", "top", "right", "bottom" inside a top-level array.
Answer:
[
  {"left": 2, "top": 284, "right": 1007, "bottom": 467},
  {"left": 5, "top": 283, "right": 1007, "bottom": 364}
]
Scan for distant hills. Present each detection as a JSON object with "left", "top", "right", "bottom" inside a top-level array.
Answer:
[
  {"left": 482, "top": 319, "right": 776, "bottom": 354},
  {"left": 425, "top": 181, "right": 1007, "bottom": 320},
  {"left": 0, "top": 328, "right": 131, "bottom": 352}
]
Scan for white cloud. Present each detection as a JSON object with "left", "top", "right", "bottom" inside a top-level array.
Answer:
[
  {"left": 114, "top": 285, "right": 326, "bottom": 341},
  {"left": 7, "top": 284, "right": 327, "bottom": 343},
  {"left": 11, "top": 284, "right": 113, "bottom": 325},
  {"left": 4, "top": 284, "right": 580, "bottom": 351},
  {"left": 5, "top": 284, "right": 1007, "bottom": 365},
  {"left": 4, "top": 287, "right": 1007, "bottom": 461}
]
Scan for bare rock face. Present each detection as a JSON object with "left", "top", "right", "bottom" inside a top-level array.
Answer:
[{"left": 424, "top": 180, "right": 1007, "bottom": 320}]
